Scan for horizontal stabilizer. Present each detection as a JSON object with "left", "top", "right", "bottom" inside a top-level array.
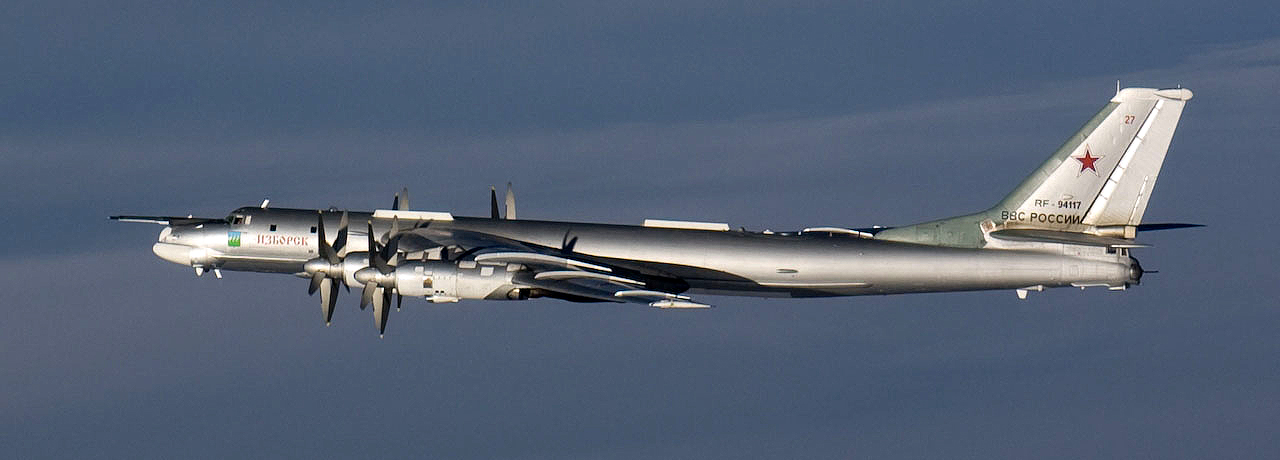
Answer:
[
  {"left": 1135, "top": 222, "right": 1204, "bottom": 232},
  {"left": 989, "top": 229, "right": 1148, "bottom": 248}
]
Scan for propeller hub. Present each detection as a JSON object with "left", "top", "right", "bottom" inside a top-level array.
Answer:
[
  {"left": 303, "top": 258, "right": 332, "bottom": 276},
  {"left": 354, "top": 267, "right": 395, "bottom": 287},
  {"left": 353, "top": 267, "right": 377, "bottom": 285}
]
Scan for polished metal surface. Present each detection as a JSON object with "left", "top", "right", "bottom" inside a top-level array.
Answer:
[{"left": 112, "top": 87, "right": 1193, "bottom": 334}]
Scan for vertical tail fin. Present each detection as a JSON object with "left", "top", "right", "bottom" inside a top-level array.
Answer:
[
  {"left": 876, "top": 87, "right": 1192, "bottom": 247},
  {"left": 996, "top": 87, "right": 1193, "bottom": 229}
]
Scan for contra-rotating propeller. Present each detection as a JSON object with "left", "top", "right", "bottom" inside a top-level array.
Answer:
[
  {"left": 303, "top": 188, "right": 416, "bottom": 335},
  {"left": 303, "top": 210, "right": 349, "bottom": 326},
  {"left": 379, "top": 215, "right": 407, "bottom": 312},
  {"left": 353, "top": 219, "right": 403, "bottom": 337}
]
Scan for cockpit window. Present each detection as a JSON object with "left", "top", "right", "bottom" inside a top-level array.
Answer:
[{"left": 229, "top": 214, "right": 251, "bottom": 225}]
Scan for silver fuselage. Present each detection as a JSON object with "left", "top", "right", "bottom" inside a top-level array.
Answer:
[{"left": 153, "top": 207, "right": 1138, "bottom": 298}]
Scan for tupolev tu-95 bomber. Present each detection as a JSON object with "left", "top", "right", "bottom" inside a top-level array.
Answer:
[{"left": 114, "top": 87, "right": 1199, "bottom": 336}]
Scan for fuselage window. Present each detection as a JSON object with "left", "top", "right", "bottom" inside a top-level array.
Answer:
[
  {"left": 310, "top": 226, "right": 317, "bottom": 234},
  {"left": 269, "top": 224, "right": 277, "bottom": 232}
]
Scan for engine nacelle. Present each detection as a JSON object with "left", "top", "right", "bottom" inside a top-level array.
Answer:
[{"left": 393, "top": 261, "right": 520, "bottom": 302}]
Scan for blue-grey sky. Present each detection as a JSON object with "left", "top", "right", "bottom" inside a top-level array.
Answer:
[{"left": 4, "top": 2, "right": 1279, "bottom": 458}]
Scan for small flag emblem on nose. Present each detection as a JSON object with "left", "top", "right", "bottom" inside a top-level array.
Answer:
[{"left": 228, "top": 231, "right": 241, "bottom": 247}]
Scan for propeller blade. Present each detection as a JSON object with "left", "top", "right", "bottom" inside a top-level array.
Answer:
[
  {"left": 367, "top": 221, "right": 383, "bottom": 271},
  {"left": 383, "top": 217, "right": 401, "bottom": 268},
  {"left": 368, "top": 221, "right": 393, "bottom": 274},
  {"left": 373, "top": 287, "right": 390, "bottom": 337},
  {"left": 561, "top": 230, "right": 578, "bottom": 253},
  {"left": 317, "top": 212, "right": 339, "bottom": 265},
  {"left": 505, "top": 182, "right": 516, "bottom": 220},
  {"left": 396, "top": 292, "right": 403, "bottom": 311},
  {"left": 334, "top": 210, "right": 349, "bottom": 256},
  {"left": 387, "top": 216, "right": 400, "bottom": 246},
  {"left": 490, "top": 186, "right": 500, "bottom": 219},
  {"left": 385, "top": 242, "right": 400, "bottom": 267},
  {"left": 393, "top": 187, "right": 409, "bottom": 211},
  {"left": 361, "top": 281, "right": 376, "bottom": 311},
  {"left": 308, "top": 271, "right": 325, "bottom": 295},
  {"left": 320, "top": 278, "right": 338, "bottom": 326}
]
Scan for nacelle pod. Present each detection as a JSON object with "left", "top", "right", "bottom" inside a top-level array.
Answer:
[{"left": 393, "top": 261, "right": 520, "bottom": 302}]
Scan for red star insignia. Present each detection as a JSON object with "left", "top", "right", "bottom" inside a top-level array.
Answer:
[{"left": 1074, "top": 147, "right": 1102, "bottom": 174}]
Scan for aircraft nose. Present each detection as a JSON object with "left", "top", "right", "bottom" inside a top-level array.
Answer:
[{"left": 153, "top": 242, "right": 191, "bottom": 265}]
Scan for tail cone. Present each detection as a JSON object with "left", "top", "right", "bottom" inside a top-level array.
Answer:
[{"left": 1128, "top": 258, "right": 1145, "bottom": 285}]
